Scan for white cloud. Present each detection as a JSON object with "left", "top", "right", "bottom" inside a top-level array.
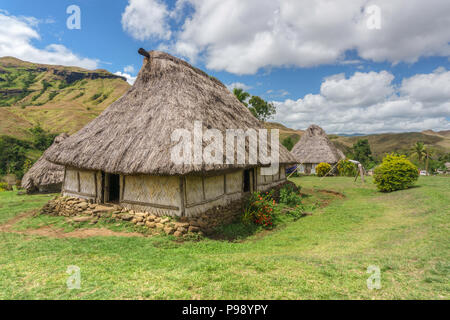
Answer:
[
  {"left": 123, "top": 65, "right": 135, "bottom": 73},
  {"left": 266, "top": 89, "right": 290, "bottom": 98},
  {"left": 121, "top": 0, "right": 171, "bottom": 41},
  {"left": 226, "top": 82, "right": 252, "bottom": 91},
  {"left": 0, "top": 12, "right": 98, "bottom": 69},
  {"left": 114, "top": 71, "right": 136, "bottom": 85},
  {"left": 122, "top": 0, "right": 450, "bottom": 75},
  {"left": 273, "top": 69, "right": 450, "bottom": 134}
]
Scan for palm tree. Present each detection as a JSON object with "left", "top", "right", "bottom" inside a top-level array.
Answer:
[
  {"left": 423, "top": 146, "right": 433, "bottom": 175},
  {"left": 233, "top": 88, "right": 250, "bottom": 107},
  {"left": 411, "top": 142, "right": 425, "bottom": 164}
]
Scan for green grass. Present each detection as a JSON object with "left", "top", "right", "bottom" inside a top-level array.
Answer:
[
  {"left": 0, "top": 192, "right": 55, "bottom": 224},
  {"left": 0, "top": 176, "right": 448, "bottom": 299}
]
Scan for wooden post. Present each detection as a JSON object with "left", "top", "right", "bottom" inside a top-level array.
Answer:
[
  {"left": 179, "top": 177, "right": 185, "bottom": 217},
  {"left": 358, "top": 164, "right": 365, "bottom": 183}
]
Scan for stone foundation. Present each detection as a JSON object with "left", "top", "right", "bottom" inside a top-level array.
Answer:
[
  {"left": 40, "top": 181, "right": 296, "bottom": 238},
  {"left": 40, "top": 196, "right": 244, "bottom": 237}
]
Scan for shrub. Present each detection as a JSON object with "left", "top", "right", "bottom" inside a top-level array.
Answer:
[
  {"left": 286, "top": 205, "right": 304, "bottom": 221},
  {"left": 0, "top": 182, "right": 8, "bottom": 192},
  {"left": 374, "top": 154, "right": 419, "bottom": 192},
  {"left": 243, "top": 191, "right": 276, "bottom": 229},
  {"left": 316, "top": 162, "right": 332, "bottom": 177},
  {"left": 279, "top": 184, "right": 302, "bottom": 207},
  {"left": 90, "top": 92, "right": 102, "bottom": 101},
  {"left": 47, "top": 91, "right": 58, "bottom": 101},
  {"left": 338, "top": 159, "right": 357, "bottom": 177}
]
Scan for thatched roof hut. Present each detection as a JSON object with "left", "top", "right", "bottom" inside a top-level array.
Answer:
[
  {"left": 44, "top": 50, "right": 296, "bottom": 217},
  {"left": 291, "top": 125, "right": 345, "bottom": 174},
  {"left": 21, "top": 133, "right": 69, "bottom": 193}
]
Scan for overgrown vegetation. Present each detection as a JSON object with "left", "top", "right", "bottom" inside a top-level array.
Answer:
[
  {"left": 338, "top": 159, "right": 358, "bottom": 177},
  {"left": 0, "top": 136, "right": 30, "bottom": 178},
  {"left": 279, "top": 183, "right": 302, "bottom": 207},
  {"left": 232, "top": 88, "right": 276, "bottom": 122},
  {"left": 374, "top": 154, "right": 419, "bottom": 192},
  {"left": 351, "top": 139, "right": 375, "bottom": 168},
  {"left": 316, "top": 162, "right": 332, "bottom": 177},
  {"left": 243, "top": 191, "right": 276, "bottom": 229},
  {"left": 282, "top": 136, "right": 294, "bottom": 151},
  {"left": 0, "top": 125, "right": 58, "bottom": 178}
]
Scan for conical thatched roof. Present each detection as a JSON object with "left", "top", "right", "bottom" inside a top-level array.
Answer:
[
  {"left": 45, "top": 50, "right": 296, "bottom": 175},
  {"left": 21, "top": 133, "right": 69, "bottom": 192},
  {"left": 291, "top": 125, "right": 345, "bottom": 164}
]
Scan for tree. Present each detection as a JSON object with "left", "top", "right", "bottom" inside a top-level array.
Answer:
[
  {"left": 411, "top": 142, "right": 425, "bottom": 164},
  {"left": 23, "top": 158, "right": 34, "bottom": 175},
  {"left": 352, "top": 139, "right": 373, "bottom": 168},
  {"left": 232, "top": 88, "right": 250, "bottom": 107},
  {"left": 232, "top": 88, "right": 276, "bottom": 122},
  {"left": 423, "top": 146, "right": 433, "bottom": 174},
  {"left": 0, "top": 136, "right": 29, "bottom": 177},
  {"left": 28, "top": 124, "right": 58, "bottom": 151},
  {"left": 248, "top": 96, "right": 276, "bottom": 122},
  {"left": 282, "top": 137, "right": 294, "bottom": 151}
]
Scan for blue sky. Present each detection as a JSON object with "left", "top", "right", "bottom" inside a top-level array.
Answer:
[{"left": 0, "top": 0, "right": 449, "bottom": 134}]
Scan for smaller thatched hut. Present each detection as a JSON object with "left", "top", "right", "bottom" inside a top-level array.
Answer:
[
  {"left": 291, "top": 125, "right": 345, "bottom": 174},
  {"left": 21, "top": 133, "right": 69, "bottom": 193}
]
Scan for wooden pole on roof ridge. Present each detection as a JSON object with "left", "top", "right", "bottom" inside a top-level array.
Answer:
[{"left": 138, "top": 48, "right": 150, "bottom": 59}]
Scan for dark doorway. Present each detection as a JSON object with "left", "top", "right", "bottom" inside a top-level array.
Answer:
[
  {"left": 108, "top": 174, "right": 120, "bottom": 203},
  {"left": 243, "top": 169, "right": 251, "bottom": 193}
]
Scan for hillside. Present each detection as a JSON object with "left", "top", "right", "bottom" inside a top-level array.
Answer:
[
  {"left": 330, "top": 131, "right": 450, "bottom": 159},
  {"left": 0, "top": 57, "right": 130, "bottom": 139},
  {"left": 264, "top": 122, "right": 304, "bottom": 146}
]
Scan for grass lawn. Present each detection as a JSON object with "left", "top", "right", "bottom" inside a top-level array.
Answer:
[{"left": 0, "top": 176, "right": 448, "bottom": 299}]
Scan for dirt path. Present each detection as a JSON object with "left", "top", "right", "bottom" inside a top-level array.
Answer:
[
  {"left": 0, "top": 211, "right": 144, "bottom": 239},
  {"left": 316, "top": 189, "right": 345, "bottom": 198}
]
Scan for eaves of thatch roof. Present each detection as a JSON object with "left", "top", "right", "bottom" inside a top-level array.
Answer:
[{"left": 21, "top": 133, "right": 69, "bottom": 191}]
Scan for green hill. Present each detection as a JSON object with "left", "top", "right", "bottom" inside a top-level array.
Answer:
[{"left": 0, "top": 57, "right": 130, "bottom": 139}]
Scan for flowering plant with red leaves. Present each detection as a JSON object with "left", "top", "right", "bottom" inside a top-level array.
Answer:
[{"left": 244, "top": 191, "right": 276, "bottom": 229}]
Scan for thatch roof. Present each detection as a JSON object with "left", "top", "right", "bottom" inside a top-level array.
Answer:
[
  {"left": 45, "top": 50, "right": 296, "bottom": 176},
  {"left": 21, "top": 133, "right": 69, "bottom": 192},
  {"left": 291, "top": 125, "right": 345, "bottom": 164}
]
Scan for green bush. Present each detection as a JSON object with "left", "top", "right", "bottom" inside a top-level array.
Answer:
[
  {"left": 286, "top": 205, "right": 304, "bottom": 221},
  {"left": 338, "top": 159, "right": 358, "bottom": 177},
  {"left": 0, "top": 182, "right": 8, "bottom": 192},
  {"left": 316, "top": 162, "right": 332, "bottom": 177},
  {"left": 374, "top": 154, "right": 419, "bottom": 192},
  {"left": 279, "top": 184, "right": 302, "bottom": 207}
]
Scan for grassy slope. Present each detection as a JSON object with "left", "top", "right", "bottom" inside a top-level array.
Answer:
[
  {"left": 264, "top": 122, "right": 304, "bottom": 146},
  {"left": 0, "top": 176, "right": 448, "bottom": 299},
  {"left": 0, "top": 57, "right": 130, "bottom": 139}
]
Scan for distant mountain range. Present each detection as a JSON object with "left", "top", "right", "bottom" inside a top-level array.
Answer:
[
  {"left": 335, "top": 133, "right": 368, "bottom": 137},
  {"left": 0, "top": 57, "right": 448, "bottom": 160}
]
